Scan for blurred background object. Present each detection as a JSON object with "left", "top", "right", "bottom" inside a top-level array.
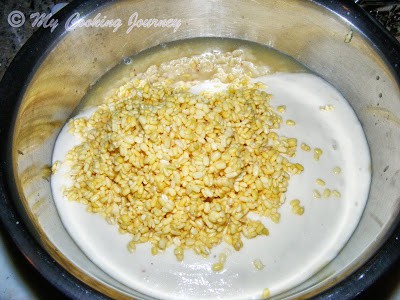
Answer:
[{"left": 357, "top": 0, "right": 400, "bottom": 38}]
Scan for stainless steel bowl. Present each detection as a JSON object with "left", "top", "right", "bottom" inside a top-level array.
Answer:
[{"left": 0, "top": 0, "right": 399, "bottom": 299}]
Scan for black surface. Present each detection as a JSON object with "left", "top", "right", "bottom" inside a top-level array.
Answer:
[
  {"left": 0, "top": 2, "right": 110, "bottom": 299},
  {"left": 0, "top": 0, "right": 399, "bottom": 299}
]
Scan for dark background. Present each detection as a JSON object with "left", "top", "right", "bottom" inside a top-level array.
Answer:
[{"left": 0, "top": 1, "right": 399, "bottom": 299}]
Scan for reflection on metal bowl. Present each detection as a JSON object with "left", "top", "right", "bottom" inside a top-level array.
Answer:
[{"left": 0, "top": 0, "right": 399, "bottom": 299}]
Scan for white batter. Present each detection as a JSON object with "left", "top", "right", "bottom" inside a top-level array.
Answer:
[{"left": 51, "top": 73, "right": 371, "bottom": 299}]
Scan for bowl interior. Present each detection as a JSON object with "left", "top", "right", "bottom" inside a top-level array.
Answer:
[{"left": 8, "top": 0, "right": 400, "bottom": 299}]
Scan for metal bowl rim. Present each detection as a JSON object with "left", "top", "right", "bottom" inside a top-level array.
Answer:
[{"left": 0, "top": 0, "right": 398, "bottom": 299}]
